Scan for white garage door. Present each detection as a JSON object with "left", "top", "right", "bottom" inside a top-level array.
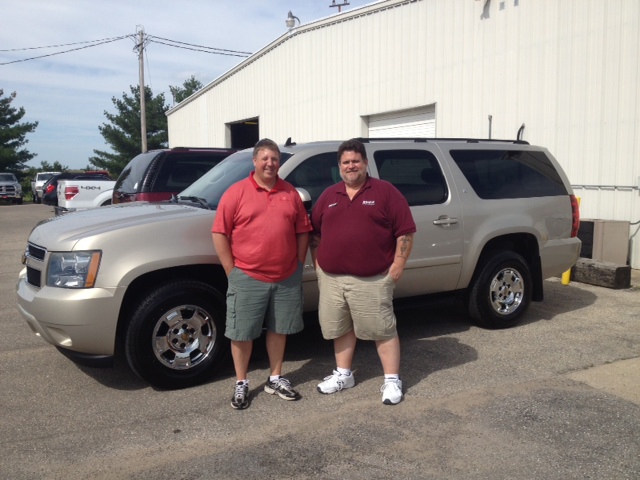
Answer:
[{"left": 368, "top": 105, "right": 436, "bottom": 138}]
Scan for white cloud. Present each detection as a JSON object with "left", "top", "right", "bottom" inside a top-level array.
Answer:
[{"left": 1, "top": 0, "right": 374, "bottom": 169}]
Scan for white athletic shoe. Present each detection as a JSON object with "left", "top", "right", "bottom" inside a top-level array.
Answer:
[
  {"left": 317, "top": 370, "right": 356, "bottom": 394},
  {"left": 380, "top": 378, "right": 403, "bottom": 405}
]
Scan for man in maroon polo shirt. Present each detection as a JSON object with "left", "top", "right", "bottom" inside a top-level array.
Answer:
[
  {"left": 213, "top": 138, "right": 312, "bottom": 410},
  {"left": 310, "top": 138, "right": 416, "bottom": 405}
]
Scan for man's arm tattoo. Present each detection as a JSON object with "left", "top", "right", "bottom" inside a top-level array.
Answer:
[{"left": 397, "top": 235, "right": 412, "bottom": 258}]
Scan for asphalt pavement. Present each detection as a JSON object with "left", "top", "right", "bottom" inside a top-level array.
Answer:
[{"left": 1, "top": 203, "right": 639, "bottom": 480}]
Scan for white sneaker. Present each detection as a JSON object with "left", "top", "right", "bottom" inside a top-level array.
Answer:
[
  {"left": 317, "top": 370, "right": 356, "bottom": 394},
  {"left": 380, "top": 378, "right": 403, "bottom": 405}
]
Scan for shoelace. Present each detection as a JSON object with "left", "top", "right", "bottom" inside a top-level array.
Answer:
[
  {"left": 235, "top": 383, "right": 247, "bottom": 398},
  {"left": 380, "top": 381, "right": 401, "bottom": 393},
  {"left": 274, "top": 377, "right": 292, "bottom": 390},
  {"left": 323, "top": 372, "right": 346, "bottom": 391}
]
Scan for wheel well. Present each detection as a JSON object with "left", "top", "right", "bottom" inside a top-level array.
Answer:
[
  {"left": 115, "top": 264, "right": 228, "bottom": 342},
  {"left": 475, "top": 233, "right": 543, "bottom": 301}
]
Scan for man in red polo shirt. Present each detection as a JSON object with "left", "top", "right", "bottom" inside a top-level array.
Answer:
[
  {"left": 212, "top": 138, "right": 312, "bottom": 410},
  {"left": 310, "top": 138, "right": 416, "bottom": 405}
]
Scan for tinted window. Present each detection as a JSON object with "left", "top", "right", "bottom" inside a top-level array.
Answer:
[
  {"left": 450, "top": 150, "right": 567, "bottom": 199},
  {"left": 153, "top": 152, "right": 229, "bottom": 192},
  {"left": 287, "top": 152, "right": 340, "bottom": 207},
  {"left": 114, "top": 151, "right": 162, "bottom": 194},
  {"left": 374, "top": 149, "right": 447, "bottom": 206}
]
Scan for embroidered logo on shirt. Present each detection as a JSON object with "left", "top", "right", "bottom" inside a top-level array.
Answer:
[
  {"left": 328, "top": 202, "right": 338, "bottom": 208},
  {"left": 362, "top": 200, "right": 376, "bottom": 205}
]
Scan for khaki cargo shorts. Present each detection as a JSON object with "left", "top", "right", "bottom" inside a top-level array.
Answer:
[{"left": 316, "top": 266, "right": 398, "bottom": 341}]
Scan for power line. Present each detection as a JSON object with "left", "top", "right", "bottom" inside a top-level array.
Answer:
[
  {"left": 0, "top": 36, "right": 133, "bottom": 52},
  {"left": 147, "top": 35, "right": 251, "bottom": 57},
  {"left": 0, "top": 33, "right": 253, "bottom": 65},
  {"left": 0, "top": 35, "right": 133, "bottom": 65}
]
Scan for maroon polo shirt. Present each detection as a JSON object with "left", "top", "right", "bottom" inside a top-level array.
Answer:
[{"left": 311, "top": 176, "right": 416, "bottom": 277}]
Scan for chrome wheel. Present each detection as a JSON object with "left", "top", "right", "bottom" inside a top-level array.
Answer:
[
  {"left": 489, "top": 268, "right": 524, "bottom": 315},
  {"left": 152, "top": 304, "right": 216, "bottom": 370},
  {"left": 125, "top": 280, "right": 227, "bottom": 389},
  {"left": 468, "top": 250, "right": 532, "bottom": 329}
]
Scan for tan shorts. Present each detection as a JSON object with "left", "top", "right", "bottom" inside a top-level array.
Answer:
[{"left": 316, "top": 266, "right": 398, "bottom": 341}]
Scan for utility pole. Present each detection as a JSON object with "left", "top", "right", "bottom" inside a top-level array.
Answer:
[
  {"left": 135, "top": 27, "right": 147, "bottom": 153},
  {"left": 329, "top": 1, "right": 350, "bottom": 12}
]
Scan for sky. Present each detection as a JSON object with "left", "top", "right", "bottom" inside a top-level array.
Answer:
[{"left": 2, "top": 0, "right": 375, "bottom": 170}]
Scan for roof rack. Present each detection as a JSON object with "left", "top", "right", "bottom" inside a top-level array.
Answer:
[{"left": 354, "top": 137, "right": 530, "bottom": 145}]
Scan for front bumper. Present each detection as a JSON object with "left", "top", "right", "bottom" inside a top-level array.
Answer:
[{"left": 16, "top": 269, "right": 123, "bottom": 357}]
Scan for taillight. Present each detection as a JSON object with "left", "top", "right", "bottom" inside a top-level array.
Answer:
[
  {"left": 45, "top": 184, "right": 55, "bottom": 194},
  {"left": 65, "top": 186, "right": 79, "bottom": 201},
  {"left": 570, "top": 195, "right": 580, "bottom": 238}
]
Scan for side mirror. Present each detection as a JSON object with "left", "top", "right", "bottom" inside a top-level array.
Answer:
[{"left": 296, "top": 187, "right": 312, "bottom": 212}]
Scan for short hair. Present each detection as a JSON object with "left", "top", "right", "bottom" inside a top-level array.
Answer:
[
  {"left": 253, "top": 138, "right": 280, "bottom": 159},
  {"left": 337, "top": 138, "right": 367, "bottom": 162}
]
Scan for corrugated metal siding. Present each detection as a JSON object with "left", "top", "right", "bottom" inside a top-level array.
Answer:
[{"left": 168, "top": 0, "right": 640, "bottom": 268}]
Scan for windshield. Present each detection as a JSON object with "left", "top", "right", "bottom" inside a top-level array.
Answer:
[
  {"left": 179, "top": 150, "right": 292, "bottom": 209},
  {"left": 0, "top": 173, "right": 16, "bottom": 182}
]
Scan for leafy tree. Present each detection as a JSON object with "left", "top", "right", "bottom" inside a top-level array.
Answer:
[
  {"left": 37, "top": 160, "right": 68, "bottom": 172},
  {"left": 0, "top": 89, "right": 38, "bottom": 172},
  {"left": 170, "top": 75, "right": 204, "bottom": 104},
  {"left": 89, "top": 85, "right": 169, "bottom": 176}
]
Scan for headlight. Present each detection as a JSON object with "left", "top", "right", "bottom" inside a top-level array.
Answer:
[
  {"left": 16, "top": 185, "right": 22, "bottom": 194},
  {"left": 47, "top": 251, "right": 102, "bottom": 288}
]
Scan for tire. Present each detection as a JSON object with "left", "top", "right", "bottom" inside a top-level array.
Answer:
[
  {"left": 125, "top": 280, "right": 228, "bottom": 389},
  {"left": 467, "top": 250, "right": 532, "bottom": 329},
  {"left": 17, "top": 197, "right": 23, "bottom": 205},
  {"left": 36, "top": 195, "right": 41, "bottom": 204}
]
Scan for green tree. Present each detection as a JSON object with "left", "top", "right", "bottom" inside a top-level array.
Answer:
[
  {"left": 37, "top": 160, "right": 68, "bottom": 172},
  {"left": 0, "top": 89, "right": 38, "bottom": 172},
  {"left": 89, "top": 85, "right": 169, "bottom": 176},
  {"left": 169, "top": 75, "right": 204, "bottom": 104}
]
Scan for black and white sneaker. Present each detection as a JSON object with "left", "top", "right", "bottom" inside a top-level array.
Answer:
[
  {"left": 264, "top": 377, "right": 301, "bottom": 401},
  {"left": 231, "top": 381, "right": 250, "bottom": 410}
]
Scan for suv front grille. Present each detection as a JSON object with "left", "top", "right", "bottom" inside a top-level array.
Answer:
[
  {"left": 0, "top": 185, "right": 17, "bottom": 194},
  {"left": 25, "top": 242, "right": 46, "bottom": 288},
  {"left": 28, "top": 243, "right": 46, "bottom": 260}
]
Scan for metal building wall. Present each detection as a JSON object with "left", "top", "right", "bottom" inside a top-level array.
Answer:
[{"left": 168, "top": 0, "right": 640, "bottom": 268}]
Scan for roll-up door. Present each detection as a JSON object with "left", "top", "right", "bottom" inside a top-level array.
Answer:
[{"left": 368, "top": 105, "right": 436, "bottom": 138}]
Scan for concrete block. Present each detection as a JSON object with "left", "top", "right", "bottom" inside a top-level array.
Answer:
[{"left": 571, "top": 258, "right": 631, "bottom": 289}]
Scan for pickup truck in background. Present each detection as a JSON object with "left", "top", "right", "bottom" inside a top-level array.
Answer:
[
  {"left": 55, "top": 177, "right": 116, "bottom": 215},
  {"left": 31, "top": 171, "right": 60, "bottom": 204},
  {"left": 0, "top": 172, "right": 23, "bottom": 204}
]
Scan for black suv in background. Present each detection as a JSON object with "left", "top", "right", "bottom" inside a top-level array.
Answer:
[
  {"left": 112, "top": 147, "right": 236, "bottom": 204},
  {"left": 42, "top": 171, "right": 112, "bottom": 207}
]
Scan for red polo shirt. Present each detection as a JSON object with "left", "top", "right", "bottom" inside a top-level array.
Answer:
[
  {"left": 212, "top": 172, "right": 312, "bottom": 282},
  {"left": 311, "top": 176, "right": 416, "bottom": 277}
]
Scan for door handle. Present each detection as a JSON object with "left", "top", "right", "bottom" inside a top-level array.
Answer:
[{"left": 433, "top": 216, "right": 458, "bottom": 226}]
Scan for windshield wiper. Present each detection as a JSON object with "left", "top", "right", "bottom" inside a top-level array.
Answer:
[{"left": 177, "top": 196, "right": 211, "bottom": 210}]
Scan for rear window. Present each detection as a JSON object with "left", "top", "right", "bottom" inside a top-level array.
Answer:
[
  {"left": 37, "top": 173, "right": 55, "bottom": 182},
  {"left": 114, "top": 151, "right": 162, "bottom": 194},
  {"left": 152, "top": 152, "right": 230, "bottom": 192},
  {"left": 450, "top": 149, "right": 567, "bottom": 199}
]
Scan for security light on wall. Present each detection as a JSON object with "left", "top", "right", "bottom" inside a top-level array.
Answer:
[{"left": 286, "top": 11, "right": 300, "bottom": 29}]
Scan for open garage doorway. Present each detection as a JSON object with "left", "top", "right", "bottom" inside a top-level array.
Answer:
[{"left": 228, "top": 118, "right": 259, "bottom": 150}]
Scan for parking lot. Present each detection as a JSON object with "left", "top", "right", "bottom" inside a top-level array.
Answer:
[{"left": 1, "top": 203, "right": 639, "bottom": 480}]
